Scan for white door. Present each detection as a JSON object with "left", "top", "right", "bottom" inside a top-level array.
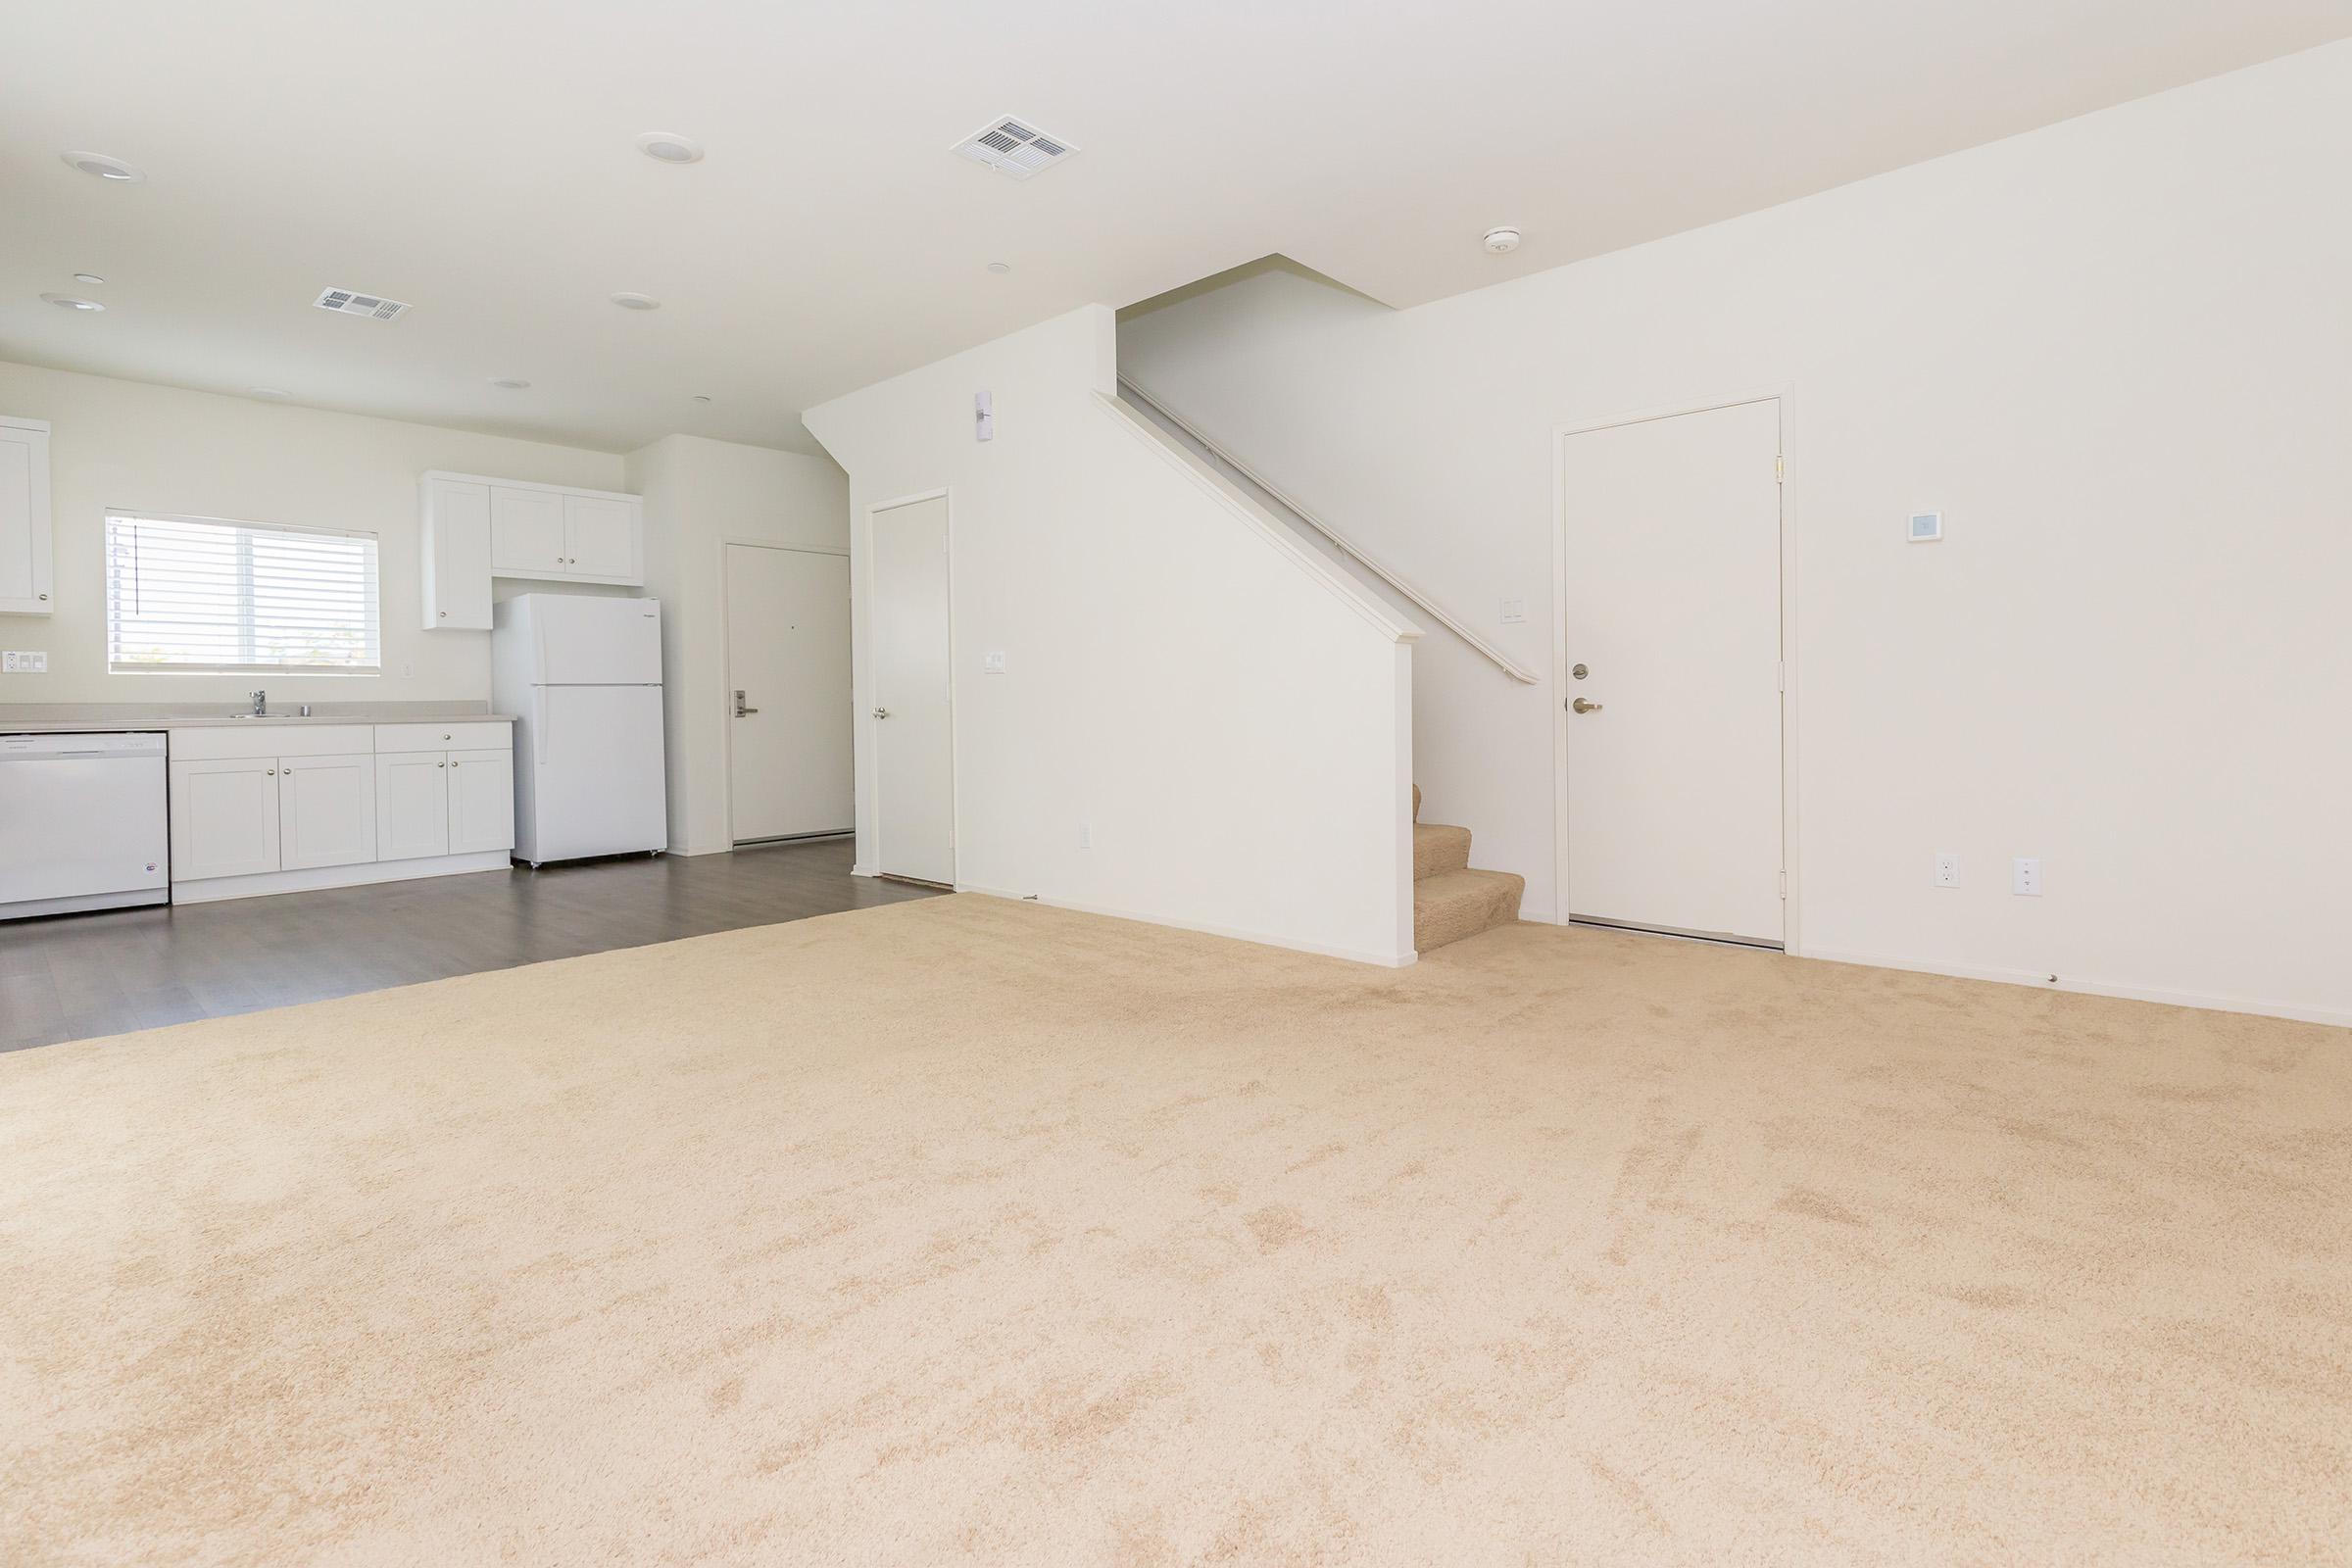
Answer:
[
  {"left": 869, "top": 496, "right": 955, "bottom": 884},
  {"left": 564, "top": 494, "right": 638, "bottom": 578},
  {"left": 1560, "top": 399, "right": 1785, "bottom": 947},
  {"left": 446, "top": 749, "right": 516, "bottom": 854},
  {"left": 170, "top": 757, "right": 281, "bottom": 880},
  {"left": 726, "top": 545, "right": 853, "bottom": 844},
  {"left": 278, "top": 752, "right": 377, "bottom": 870},
  {"left": 489, "top": 486, "right": 567, "bottom": 576},
  {"left": 375, "top": 752, "right": 451, "bottom": 860},
  {"left": 0, "top": 421, "right": 52, "bottom": 615},
  {"left": 423, "top": 477, "right": 492, "bottom": 630}
]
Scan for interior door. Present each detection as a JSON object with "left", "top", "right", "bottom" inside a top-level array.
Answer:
[
  {"left": 169, "top": 757, "right": 281, "bottom": 880},
  {"left": 489, "top": 486, "right": 567, "bottom": 576},
  {"left": 563, "top": 495, "right": 637, "bottom": 579},
  {"left": 726, "top": 545, "right": 853, "bottom": 844},
  {"left": 1560, "top": 399, "right": 1785, "bottom": 946},
  {"left": 278, "top": 752, "right": 377, "bottom": 870},
  {"left": 869, "top": 496, "right": 954, "bottom": 884},
  {"left": 446, "top": 749, "right": 516, "bottom": 855},
  {"left": 374, "top": 752, "right": 451, "bottom": 860}
]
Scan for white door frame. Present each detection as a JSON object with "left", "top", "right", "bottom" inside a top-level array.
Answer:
[
  {"left": 1549, "top": 387, "right": 1803, "bottom": 955},
  {"left": 717, "top": 536, "right": 854, "bottom": 848},
  {"left": 858, "top": 488, "right": 957, "bottom": 885}
]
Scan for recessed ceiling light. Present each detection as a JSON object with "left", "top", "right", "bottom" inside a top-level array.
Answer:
[
  {"left": 690, "top": 394, "right": 711, "bottom": 404},
  {"left": 1483, "top": 225, "right": 1522, "bottom": 255},
  {"left": 72, "top": 272, "right": 105, "bottom": 285},
  {"left": 41, "top": 293, "right": 105, "bottom": 312},
  {"left": 635, "top": 132, "right": 704, "bottom": 165},
  {"left": 491, "top": 377, "right": 532, "bottom": 390},
  {"left": 610, "top": 292, "right": 662, "bottom": 311},
  {"left": 986, "top": 262, "right": 1011, "bottom": 274},
  {"left": 61, "top": 151, "right": 143, "bottom": 182},
  {"left": 249, "top": 387, "right": 291, "bottom": 399}
]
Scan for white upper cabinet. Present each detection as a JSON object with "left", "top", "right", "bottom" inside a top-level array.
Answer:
[
  {"left": 420, "top": 476, "right": 492, "bottom": 630},
  {"left": 420, "top": 471, "right": 644, "bottom": 627},
  {"left": 0, "top": 417, "right": 55, "bottom": 616},
  {"left": 489, "top": 485, "right": 568, "bottom": 576}
]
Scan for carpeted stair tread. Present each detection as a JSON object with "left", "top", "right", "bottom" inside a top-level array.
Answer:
[
  {"left": 1414, "top": 823, "right": 1473, "bottom": 880},
  {"left": 1414, "top": 867, "right": 1525, "bottom": 954}
]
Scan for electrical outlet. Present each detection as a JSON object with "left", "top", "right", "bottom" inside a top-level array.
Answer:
[
  {"left": 1934, "top": 854, "right": 1959, "bottom": 888},
  {"left": 2, "top": 651, "right": 49, "bottom": 674},
  {"left": 2012, "top": 858, "right": 2041, "bottom": 897},
  {"left": 1078, "top": 819, "right": 1091, "bottom": 851}
]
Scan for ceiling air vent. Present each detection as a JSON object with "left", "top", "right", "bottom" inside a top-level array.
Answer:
[
  {"left": 313, "top": 288, "right": 412, "bottom": 320},
  {"left": 952, "top": 116, "right": 1079, "bottom": 180}
]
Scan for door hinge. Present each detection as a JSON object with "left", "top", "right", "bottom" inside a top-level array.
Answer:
[
  {"left": 1775, "top": 455, "right": 1786, "bottom": 482},
  {"left": 1779, "top": 870, "right": 1788, "bottom": 898}
]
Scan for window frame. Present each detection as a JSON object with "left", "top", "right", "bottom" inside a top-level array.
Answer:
[{"left": 103, "top": 509, "right": 384, "bottom": 677}]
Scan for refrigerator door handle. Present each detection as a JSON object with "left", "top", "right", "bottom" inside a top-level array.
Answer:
[{"left": 535, "top": 687, "right": 551, "bottom": 766}]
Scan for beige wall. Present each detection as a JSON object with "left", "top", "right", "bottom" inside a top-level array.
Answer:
[
  {"left": 1119, "top": 42, "right": 2352, "bottom": 1023},
  {"left": 0, "top": 360, "right": 624, "bottom": 707},
  {"left": 628, "top": 433, "right": 848, "bottom": 856}
]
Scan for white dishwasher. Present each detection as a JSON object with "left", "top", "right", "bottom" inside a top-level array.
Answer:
[{"left": 0, "top": 732, "right": 171, "bottom": 920}]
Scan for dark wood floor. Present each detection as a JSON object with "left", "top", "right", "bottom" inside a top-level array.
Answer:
[{"left": 0, "top": 839, "right": 939, "bottom": 1053}]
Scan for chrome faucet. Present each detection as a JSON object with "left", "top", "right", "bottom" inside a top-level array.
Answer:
[{"left": 250, "top": 689, "right": 267, "bottom": 717}]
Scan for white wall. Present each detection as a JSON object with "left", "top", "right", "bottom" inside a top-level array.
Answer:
[
  {"left": 805, "top": 305, "right": 1416, "bottom": 964},
  {"left": 1119, "top": 42, "right": 2352, "bottom": 1023},
  {"left": 0, "top": 359, "right": 623, "bottom": 706},
  {"left": 627, "top": 434, "right": 849, "bottom": 856}
]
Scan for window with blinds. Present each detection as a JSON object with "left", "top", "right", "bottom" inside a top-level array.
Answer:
[{"left": 105, "top": 512, "right": 381, "bottom": 674}]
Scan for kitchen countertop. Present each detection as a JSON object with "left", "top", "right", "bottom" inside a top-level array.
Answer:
[{"left": 0, "top": 710, "right": 516, "bottom": 734}]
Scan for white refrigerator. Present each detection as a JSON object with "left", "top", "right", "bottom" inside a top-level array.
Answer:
[{"left": 492, "top": 594, "right": 667, "bottom": 865}]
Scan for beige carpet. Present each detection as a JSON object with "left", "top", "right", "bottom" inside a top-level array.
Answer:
[{"left": 3, "top": 896, "right": 2347, "bottom": 1566}]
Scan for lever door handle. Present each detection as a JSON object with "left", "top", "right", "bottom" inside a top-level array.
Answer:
[
  {"left": 1571, "top": 698, "right": 1604, "bottom": 714},
  {"left": 734, "top": 690, "right": 759, "bottom": 717}
]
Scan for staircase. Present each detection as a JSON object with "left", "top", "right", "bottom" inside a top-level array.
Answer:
[{"left": 1412, "top": 785, "right": 1524, "bottom": 953}]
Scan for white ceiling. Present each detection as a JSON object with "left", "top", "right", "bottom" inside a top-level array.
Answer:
[{"left": 4, "top": 1, "right": 2346, "bottom": 456}]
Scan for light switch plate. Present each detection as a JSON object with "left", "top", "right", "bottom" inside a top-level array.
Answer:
[
  {"left": 1500, "top": 599, "right": 1526, "bottom": 624},
  {"left": 2, "top": 651, "right": 48, "bottom": 673},
  {"left": 982, "top": 651, "right": 1005, "bottom": 674}
]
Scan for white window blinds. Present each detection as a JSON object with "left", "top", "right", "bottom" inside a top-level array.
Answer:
[{"left": 105, "top": 512, "right": 381, "bottom": 674}]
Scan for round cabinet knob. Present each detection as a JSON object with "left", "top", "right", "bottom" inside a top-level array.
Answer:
[
  {"left": 437, "top": 761, "right": 446, "bottom": 768},
  {"left": 439, "top": 610, "right": 448, "bottom": 618}
]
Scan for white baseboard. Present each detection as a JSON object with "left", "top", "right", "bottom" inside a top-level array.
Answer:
[
  {"left": 851, "top": 863, "right": 878, "bottom": 878},
  {"left": 1799, "top": 945, "right": 2352, "bottom": 1030},
  {"left": 956, "top": 883, "right": 1416, "bottom": 968},
  {"left": 172, "top": 851, "right": 514, "bottom": 906}
]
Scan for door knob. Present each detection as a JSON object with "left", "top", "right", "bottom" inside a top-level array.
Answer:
[
  {"left": 734, "top": 689, "right": 760, "bottom": 717},
  {"left": 1571, "top": 697, "right": 1604, "bottom": 714},
  {"left": 872, "top": 708, "right": 890, "bottom": 719}
]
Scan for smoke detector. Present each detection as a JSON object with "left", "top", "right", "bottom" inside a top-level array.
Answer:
[
  {"left": 953, "top": 117, "right": 1079, "bottom": 180},
  {"left": 314, "top": 288, "right": 411, "bottom": 320},
  {"left": 1483, "top": 226, "right": 1522, "bottom": 255}
]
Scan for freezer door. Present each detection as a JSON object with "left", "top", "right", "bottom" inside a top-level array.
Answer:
[
  {"left": 519, "top": 684, "right": 667, "bottom": 861},
  {"left": 527, "top": 594, "right": 662, "bottom": 685}
]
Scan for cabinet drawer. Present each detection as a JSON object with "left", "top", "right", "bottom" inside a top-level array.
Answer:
[
  {"left": 373, "top": 721, "right": 513, "bottom": 755},
  {"left": 169, "top": 724, "right": 374, "bottom": 760}
]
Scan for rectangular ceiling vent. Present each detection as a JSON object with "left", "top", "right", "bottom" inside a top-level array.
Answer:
[
  {"left": 953, "top": 116, "right": 1079, "bottom": 180},
  {"left": 313, "top": 288, "right": 411, "bottom": 321}
]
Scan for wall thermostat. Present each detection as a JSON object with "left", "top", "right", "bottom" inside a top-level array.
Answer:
[{"left": 1908, "top": 512, "right": 1943, "bottom": 543}]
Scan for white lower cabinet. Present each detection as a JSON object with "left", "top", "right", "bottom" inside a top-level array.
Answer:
[
  {"left": 375, "top": 752, "right": 454, "bottom": 860},
  {"left": 447, "top": 749, "right": 515, "bottom": 854},
  {"left": 170, "top": 757, "right": 283, "bottom": 880},
  {"left": 278, "top": 753, "right": 376, "bottom": 870},
  {"left": 167, "top": 720, "right": 515, "bottom": 901}
]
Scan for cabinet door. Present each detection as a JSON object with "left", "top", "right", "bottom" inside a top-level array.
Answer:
[
  {"left": 170, "top": 757, "right": 281, "bottom": 880},
  {"left": 278, "top": 752, "right": 377, "bottom": 870},
  {"left": 374, "top": 753, "right": 451, "bottom": 860},
  {"left": 0, "top": 421, "right": 53, "bottom": 616},
  {"left": 422, "top": 477, "right": 492, "bottom": 630},
  {"left": 563, "top": 494, "right": 639, "bottom": 580},
  {"left": 489, "top": 486, "right": 568, "bottom": 577},
  {"left": 446, "top": 749, "right": 515, "bottom": 855}
]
